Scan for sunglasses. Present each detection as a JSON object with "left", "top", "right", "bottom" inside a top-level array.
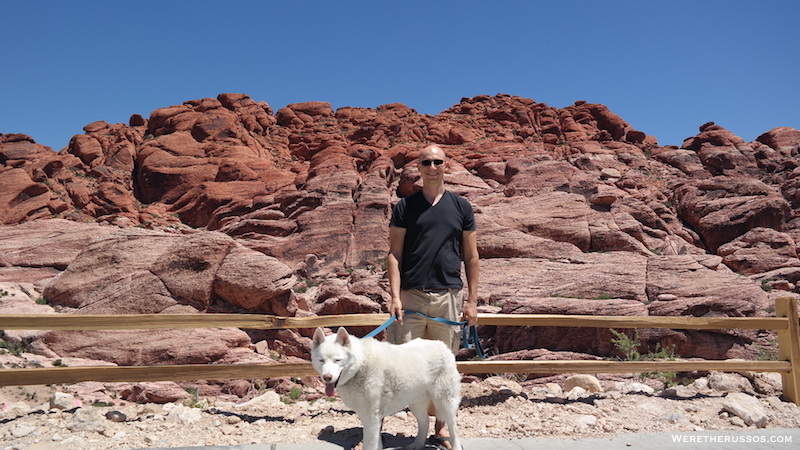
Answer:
[{"left": 420, "top": 159, "right": 445, "bottom": 166}]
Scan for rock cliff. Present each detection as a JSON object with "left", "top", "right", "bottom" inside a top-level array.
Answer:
[{"left": 1, "top": 93, "right": 799, "bottom": 399}]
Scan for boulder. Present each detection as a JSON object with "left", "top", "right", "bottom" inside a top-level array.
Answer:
[
  {"left": 42, "top": 228, "right": 296, "bottom": 315},
  {"left": 213, "top": 245, "right": 297, "bottom": 314},
  {"left": 670, "top": 177, "right": 790, "bottom": 252},
  {"left": 722, "top": 392, "right": 770, "bottom": 428},
  {"left": 718, "top": 227, "right": 800, "bottom": 274},
  {"left": 564, "top": 374, "right": 603, "bottom": 393}
]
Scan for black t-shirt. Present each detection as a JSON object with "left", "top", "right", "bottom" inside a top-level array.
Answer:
[{"left": 389, "top": 190, "right": 476, "bottom": 290}]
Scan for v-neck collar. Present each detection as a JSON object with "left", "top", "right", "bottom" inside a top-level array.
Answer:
[{"left": 423, "top": 189, "right": 447, "bottom": 207}]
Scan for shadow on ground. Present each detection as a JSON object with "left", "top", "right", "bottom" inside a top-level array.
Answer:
[{"left": 318, "top": 426, "right": 446, "bottom": 449}]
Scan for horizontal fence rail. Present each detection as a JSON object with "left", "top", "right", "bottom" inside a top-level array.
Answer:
[
  {"left": 0, "top": 297, "right": 798, "bottom": 404},
  {"left": 0, "top": 313, "right": 391, "bottom": 330},
  {"left": 0, "top": 313, "right": 789, "bottom": 331},
  {"left": 0, "top": 361, "right": 792, "bottom": 387}
]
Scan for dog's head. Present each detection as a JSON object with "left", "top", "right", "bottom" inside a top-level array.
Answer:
[{"left": 311, "top": 327, "right": 355, "bottom": 396}]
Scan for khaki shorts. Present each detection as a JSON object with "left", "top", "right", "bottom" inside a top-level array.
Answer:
[{"left": 387, "top": 288, "right": 463, "bottom": 354}]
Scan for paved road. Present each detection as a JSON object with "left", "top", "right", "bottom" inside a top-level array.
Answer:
[{"left": 143, "top": 427, "right": 799, "bottom": 449}]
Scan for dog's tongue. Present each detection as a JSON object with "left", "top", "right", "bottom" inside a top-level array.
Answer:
[{"left": 325, "top": 383, "right": 336, "bottom": 396}]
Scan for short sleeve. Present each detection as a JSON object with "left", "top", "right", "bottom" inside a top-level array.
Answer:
[
  {"left": 461, "top": 198, "right": 477, "bottom": 231},
  {"left": 389, "top": 198, "right": 407, "bottom": 228}
]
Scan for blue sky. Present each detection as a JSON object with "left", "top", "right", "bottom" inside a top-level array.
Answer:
[{"left": 2, "top": 0, "right": 798, "bottom": 151}]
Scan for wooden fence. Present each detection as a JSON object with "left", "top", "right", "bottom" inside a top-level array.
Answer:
[{"left": 0, "top": 296, "right": 798, "bottom": 405}]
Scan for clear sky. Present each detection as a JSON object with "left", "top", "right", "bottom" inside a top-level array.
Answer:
[{"left": 2, "top": 0, "right": 798, "bottom": 151}]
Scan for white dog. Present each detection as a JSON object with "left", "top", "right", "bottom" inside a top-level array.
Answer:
[{"left": 311, "top": 327, "right": 462, "bottom": 450}]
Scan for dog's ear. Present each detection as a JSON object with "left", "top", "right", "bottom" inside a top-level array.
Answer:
[
  {"left": 335, "top": 327, "right": 351, "bottom": 346},
  {"left": 312, "top": 327, "right": 326, "bottom": 346}
]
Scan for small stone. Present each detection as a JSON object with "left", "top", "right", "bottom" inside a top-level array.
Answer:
[
  {"left": 722, "top": 392, "right": 770, "bottom": 428},
  {"left": 50, "top": 392, "right": 77, "bottom": 410},
  {"left": 613, "top": 382, "right": 654, "bottom": 395},
  {"left": 166, "top": 404, "right": 203, "bottom": 424},
  {"left": 729, "top": 415, "right": 746, "bottom": 427},
  {"left": 484, "top": 376, "right": 524, "bottom": 396},
  {"left": 67, "top": 408, "right": 106, "bottom": 433},
  {"left": 3, "top": 401, "right": 32, "bottom": 416},
  {"left": 575, "top": 414, "right": 597, "bottom": 429},
  {"left": 11, "top": 424, "right": 37, "bottom": 438},
  {"left": 566, "top": 386, "right": 588, "bottom": 400},
  {"left": 105, "top": 410, "right": 127, "bottom": 422},
  {"left": 660, "top": 385, "right": 696, "bottom": 399},
  {"left": 564, "top": 374, "right": 603, "bottom": 393},
  {"left": 545, "top": 383, "right": 563, "bottom": 396},
  {"left": 253, "top": 340, "right": 269, "bottom": 354},
  {"left": 707, "top": 372, "right": 753, "bottom": 393},
  {"left": 750, "top": 372, "right": 783, "bottom": 395}
]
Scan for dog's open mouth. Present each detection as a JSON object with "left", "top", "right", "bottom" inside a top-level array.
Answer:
[{"left": 324, "top": 378, "right": 338, "bottom": 396}]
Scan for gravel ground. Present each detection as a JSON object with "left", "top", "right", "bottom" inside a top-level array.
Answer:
[{"left": 2, "top": 372, "right": 800, "bottom": 450}]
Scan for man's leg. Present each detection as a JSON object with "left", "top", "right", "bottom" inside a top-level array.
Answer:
[
  {"left": 423, "top": 288, "right": 463, "bottom": 352},
  {"left": 424, "top": 289, "right": 463, "bottom": 449}
]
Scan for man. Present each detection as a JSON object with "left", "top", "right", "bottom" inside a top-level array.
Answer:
[{"left": 387, "top": 144, "right": 479, "bottom": 448}]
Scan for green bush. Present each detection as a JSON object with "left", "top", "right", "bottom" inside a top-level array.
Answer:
[{"left": 610, "top": 328, "right": 679, "bottom": 387}]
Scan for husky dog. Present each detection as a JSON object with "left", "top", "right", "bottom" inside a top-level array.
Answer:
[{"left": 311, "top": 327, "right": 462, "bottom": 450}]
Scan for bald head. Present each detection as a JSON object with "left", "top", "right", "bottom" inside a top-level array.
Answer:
[
  {"left": 417, "top": 145, "right": 447, "bottom": 188},
  {"left": 419, "top": 145, "right": 446, "bottom": 162}
]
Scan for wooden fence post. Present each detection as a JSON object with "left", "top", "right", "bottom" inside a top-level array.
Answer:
[{"left": 775, "top": 296, "right": 800, "bottom": 405}]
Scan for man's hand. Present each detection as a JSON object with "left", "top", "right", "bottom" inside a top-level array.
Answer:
[
  {"left": 462, "top": 298, "right": 478, "bottom": 327},
  {"left": 389, "top": 297, "right": 404, "bottom": 323}
]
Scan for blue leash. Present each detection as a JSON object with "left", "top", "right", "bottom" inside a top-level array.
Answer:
[
  {"left": 364, "top": 310, "right": 486, "bottom": 359},
  {"left": 363, "top": 314, "right": 397, "bottom": 338}
]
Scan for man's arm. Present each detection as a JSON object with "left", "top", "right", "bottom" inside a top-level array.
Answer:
[
  {"left": 387, "top": 226, "right": 407, "bottom": 322},
  {"left": 462, "top": 229, "right": 479, "bottom": 327}
]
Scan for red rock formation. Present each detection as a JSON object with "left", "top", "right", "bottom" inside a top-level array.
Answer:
[
  {"left": 670, "top": 177, "right": 790, "bottom": 252},
  {"left": 2, "top": 93, "right": 800, "bottom": 379}
]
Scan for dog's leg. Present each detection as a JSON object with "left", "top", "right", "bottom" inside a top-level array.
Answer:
[
  {"left": 359, "top": 413, "right": 383, "bottom": 450},
  {"left": 406, "top": 401, "right": 430, "bottom": 450}
]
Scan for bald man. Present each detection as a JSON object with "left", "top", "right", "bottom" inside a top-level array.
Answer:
[{"left": 387, "top": 144, "right": 479, "bottom": 448}]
